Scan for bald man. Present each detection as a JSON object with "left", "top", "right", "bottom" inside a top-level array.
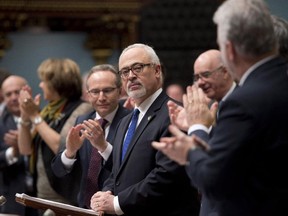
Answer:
[
  {"left": 156, "top": 50, "right": 237, "bottom": 216},
  {"left": 193, "top": 49, "right": 236, "bottom": 102},
  {"left": 0, "top": 75, "right": 36, "bottom": 215},
  {"left": 0, "top": 69, "right": 11, "bottom": 116},
  {"left": 166, "top": 49, "right": 236, "bottom": 132},
  {"left": 166, "top": 83, "right": 185, "bottom": 102}
]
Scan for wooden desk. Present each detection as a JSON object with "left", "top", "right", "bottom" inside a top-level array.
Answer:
[
  {"left": 15, "top": 193, "right": 102, "bottom": 216},
  {"left": 0, "top": 214, "right": 20, "bottom": 216}
]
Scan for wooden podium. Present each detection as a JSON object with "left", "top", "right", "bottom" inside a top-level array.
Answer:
[{"left": 15, "top": 193, "right": 103, "bottom": 216}]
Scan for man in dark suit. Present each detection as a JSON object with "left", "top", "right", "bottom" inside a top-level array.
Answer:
[
  {"left": 90, "top": 43, "right": 200, "bottom": 216},
  {"left": 0, "top": 69, "right": 11, "bottom": 117},
  {"left": 166, "top": 49, "right": 237, "bottom": 216},
  {"left": 51, "top": 64, "right": 131, "bottom": 208},
  {"left": 152, "top": 0, "right": 288, "bottom": 216},
  {"left": 0, "top": 75, "right": 37, "bottom": 215}
]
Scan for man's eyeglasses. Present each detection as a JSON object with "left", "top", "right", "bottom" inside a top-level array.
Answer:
[
  {"left": 118, "top": 63, "right": 153, "bottom": 79},
  {"left": 193, "top": 65, "right": 224, "bottom": 82},
  {"left": 87, "top": 87, "right": 118, "bottom": 98}
]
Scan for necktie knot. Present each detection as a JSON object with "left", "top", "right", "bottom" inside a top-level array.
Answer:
[
  {"left": 98, "top": 118, "right": 108, "bottom": 130},
  {"left": 132, "top": 108, "right": 140, "bottom": 119},
  {"left": 130, "top": 109, "right": 140, "bottom": 129}
]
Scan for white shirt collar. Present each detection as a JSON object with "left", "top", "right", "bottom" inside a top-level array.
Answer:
[
  {"left": 135, "top": 88, "right": 162, "bottom": 122},
  {"left": 95, "top": 105, "right": 119, "bottom": 124}
]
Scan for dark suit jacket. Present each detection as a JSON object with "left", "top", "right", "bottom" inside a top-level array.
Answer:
[
  {"left": 191, "top": 85, "right": 237, "bottom": 216},
  {"left": 186, "top": 57, "right": 288, "bottom": 216},
  {"left": 103, "top": 91, "right": 200, "bottom": 216},
  {"left": 0, "top": 108, "right": 27, "bottom": 215},
  {"left": 51, "top": 104, "right": 130, "bottom": 208}
]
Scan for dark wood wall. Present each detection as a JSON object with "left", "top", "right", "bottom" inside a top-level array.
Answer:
[
  {"left": 0, "top": 0, "right": 222, "bottom": 87},
  {"left": 140, "top": 0, "right": 221, "bottom": 88}
]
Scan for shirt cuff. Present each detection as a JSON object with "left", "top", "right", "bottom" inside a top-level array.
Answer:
[
  {"left": 5, "top": 147, "right": 18, "bottom": 165},
  {"left": 114, "top": 196, "right": 124, "bottom": 215},
  {"left": 98, "top": 142, "right": 113, "bottom": 161},
  {"left": 188, "top": 124, "right": 209, "bottom": 135},
  {"left": 61, "top": 149, "right": 77, "bottom": 169}
]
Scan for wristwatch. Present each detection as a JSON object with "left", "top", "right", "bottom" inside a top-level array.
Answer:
[
  {"left": 32, "top": 116, "right": 43, "bottom": 125},
  {"left": 19, "top": 118, "right": 31, "bottom": 126}
]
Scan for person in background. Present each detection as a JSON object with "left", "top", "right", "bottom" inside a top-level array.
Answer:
[
  {"left": 121, "top": 96, "right": 135, "bottom": 110},
  {"left": 0, "top": 75, "right": 37, "bottom": 216},
  {"left": 165, "top": 83, "right": 184, "bottom": 103},
  {"left": 164, "top": 50, "right": 236, "bottom": 216},
  {"left": 119, "top": 85, "right": 135, "bottom": 110},
  {"left": 17, "top": 58, "right": 92, "bottom": 215},
  {"left": 168, "top": 49, "right": 236, "bottom": 133},
  {"left": 272, "top": 15, "right": 288, "bottom": 61},
  {"left": 152, "top": 0, "right": 288, "bottom": 215},
  {"left": 51, "top": 64, "right": 130, "bottom": 208},
  {"left": 90, "top": 43, "right": 200, "bottom": 216},
  {"left": 193, "top": 50, "right": 236, "bottom": 102},
  {"left": 0, "top": 69, "right": 11, "bottom": 116},
  {"left": 81, "top": 72, "right": 90, "bottom": 102}
]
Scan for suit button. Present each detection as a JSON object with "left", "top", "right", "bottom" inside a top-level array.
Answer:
[{"left": 116, "top": 181, "right": 120, "bottom": 186}]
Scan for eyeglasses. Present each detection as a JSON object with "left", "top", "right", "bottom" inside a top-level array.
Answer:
[
  {"left": 87, "top": 87, "right": 118, "bottom": 98},
  {"left": 4, "top": 90, "right": 20, "bottom": 98},
  {"left": 193, "top": 65, "right": 224, "bottom": 82},
  {"left": 118, "top": 63, "right": 153, "bottom": 79}
]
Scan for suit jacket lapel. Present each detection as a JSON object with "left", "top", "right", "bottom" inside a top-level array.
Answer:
[
  {"left": 119, "top": 91, "right": 168, "bottom": 166},
  {"left": 107, "top": 105, "right": 130, "bottom": 142}
]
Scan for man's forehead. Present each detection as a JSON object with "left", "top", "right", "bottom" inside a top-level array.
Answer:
[{"left": 119, "top": 49, "right": 148, "bottom": 67}]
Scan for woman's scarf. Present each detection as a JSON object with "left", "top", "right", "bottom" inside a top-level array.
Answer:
[
  {"left": 29, "top": 98, "right": 67, "bottom": 174},
  {"left": 40, "top": 98, "right": 68, "bottom": 122}
]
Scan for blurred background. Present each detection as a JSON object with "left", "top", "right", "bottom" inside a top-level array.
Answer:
[{"left": 0, "top": 0, "right": 286, "bottom": 99}]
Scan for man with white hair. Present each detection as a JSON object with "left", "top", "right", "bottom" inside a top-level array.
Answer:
[{"left": 153, "top": 0, "right": 288, "bottom": 215}]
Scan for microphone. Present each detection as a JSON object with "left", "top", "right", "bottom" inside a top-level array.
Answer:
[{"left": 0, "top": 195, "right": 6, "bottom": 206}]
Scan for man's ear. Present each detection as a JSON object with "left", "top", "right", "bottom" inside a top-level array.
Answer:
[{"left": 155, "top": 64, "right": 162, "bottom": 77}]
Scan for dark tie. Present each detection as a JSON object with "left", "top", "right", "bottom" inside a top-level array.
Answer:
[
  {"left": 85, "top": 118, "right": 108, "bottom": 208},
  {"left": 210, "top": 100, "right": 223, "bottom": 137},
  {"left": 121, "top": 109, "right": 139, "bottom": 161},
  {"left": 216, "top": 100, "right": 223, "bottom": 119}
]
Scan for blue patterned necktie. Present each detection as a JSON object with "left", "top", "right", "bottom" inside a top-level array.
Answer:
[
  {"left": 121, "top": 109, "right": 140, "bottom": 161},
  {"left": 85, "top": 118, "right": 108, "bottom": 208}
]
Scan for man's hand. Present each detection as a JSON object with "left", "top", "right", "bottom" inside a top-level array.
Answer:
[
  {"left": 91, "top": 191, "right": 115, "bottom": 214},
  {"left": 152, "top": 125, "right": 210, "bottom": 165},
  {"left": 4, "top": 130, "right": 19, "bottom": 156},
  {"left": 81, "top": 119, "right": 107, "bottom": 152},
  {"left": 167, "top": 100, "right": 189, "bottom": 131},
  {"left": 123, "top": 97, "right": 135, "bottom": 110},
  {"left": 184, "top": 85, "right": 215, "bottom": 128},
  {"left": 65, "top": 124, "right": 85, "bottom": 158}
]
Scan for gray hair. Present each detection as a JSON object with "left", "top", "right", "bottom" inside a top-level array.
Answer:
[
  {"left": 119, "top": 43, "right": 163, "bottom": 85},
  {"left": 213, "top": 0, "right": 278, "bottom": 58},
  {"left": 86, "top": 64, "right": 122, "bottom": 89},
  {"left": 120, "top": 43, "right": 161, "bottom": 65}
]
